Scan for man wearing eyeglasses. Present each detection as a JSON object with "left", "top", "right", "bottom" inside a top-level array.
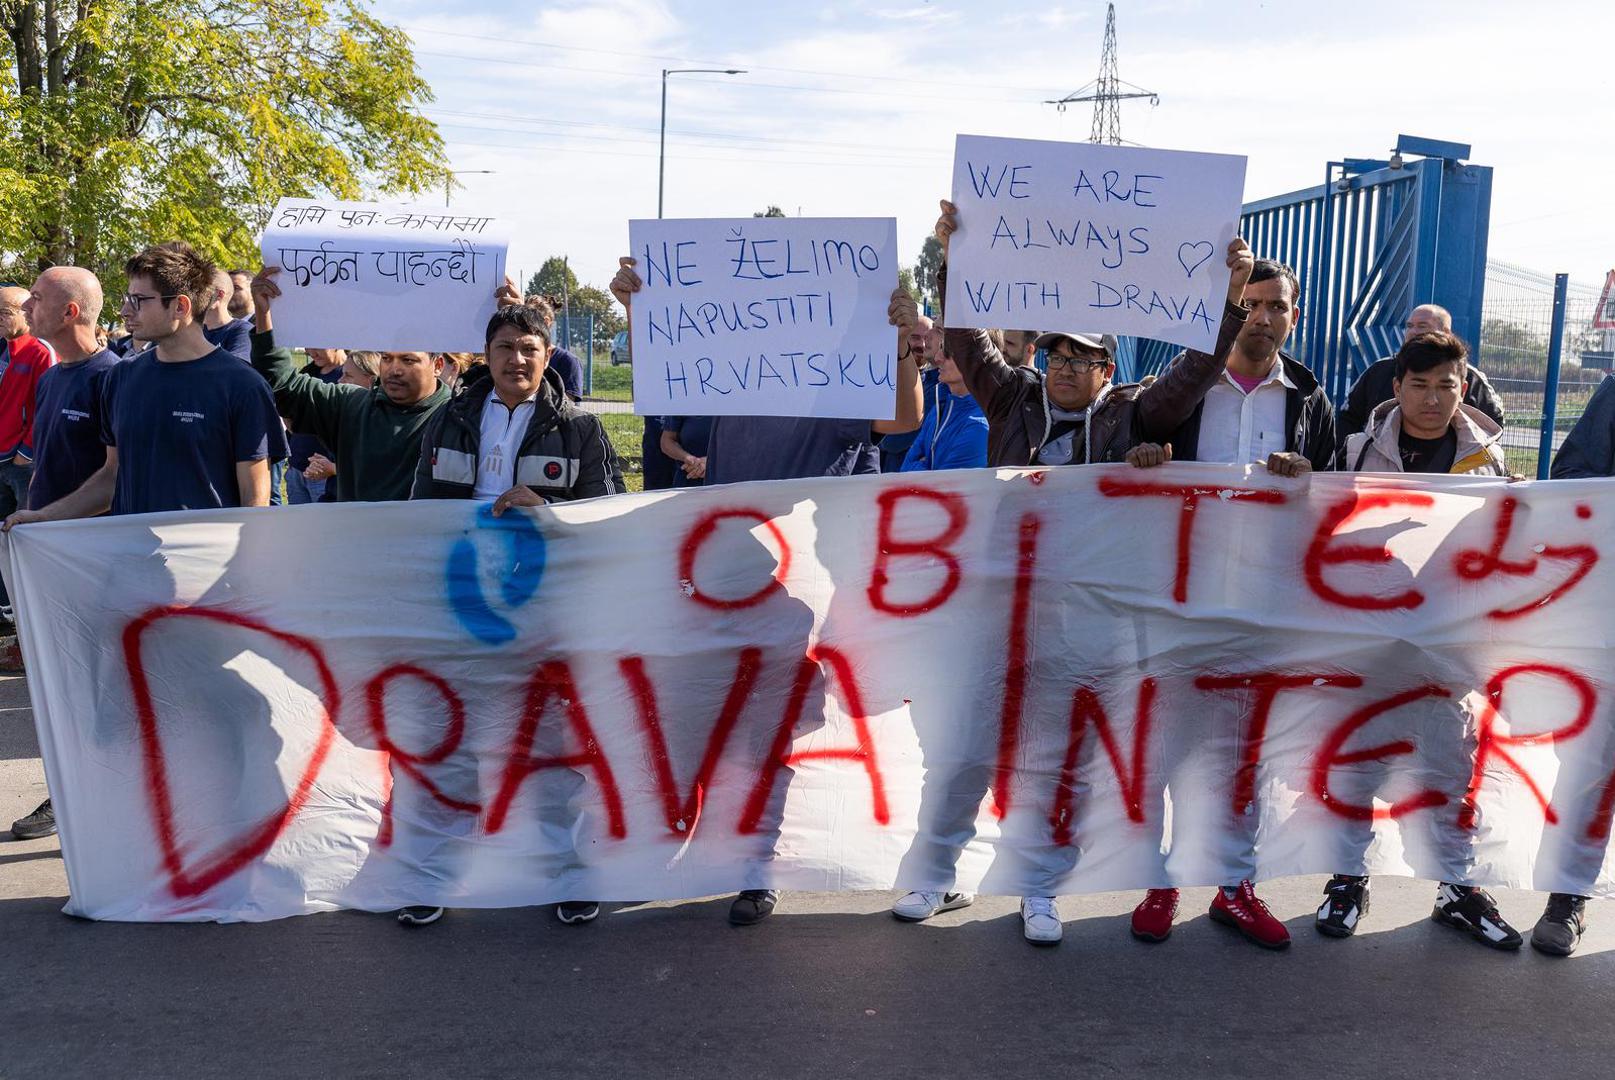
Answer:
[
  {"left": 4, "top": 242, "right": 286, "bottom": 523},
  {"left": 883, "top": 203, "right": 1254, "bottom": 946},
  {"left": 1335, "top": 304, "right": 1503, "bottom": 447}
]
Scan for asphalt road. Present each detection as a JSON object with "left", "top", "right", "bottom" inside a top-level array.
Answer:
[{"left": 3, "top": 669, "right": 1614, "bottom": 1080}]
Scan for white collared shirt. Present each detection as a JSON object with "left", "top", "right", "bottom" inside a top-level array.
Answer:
[
  {"left": 472, "top": 391, "right": 539, "bottom": 501},
  {"left": 1197, "top": 361, "right": 1293, "bottom": 465}
]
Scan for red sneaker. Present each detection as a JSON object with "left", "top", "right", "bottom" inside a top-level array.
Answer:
[
  {"left": 1131, "top": 888, "right": 1179, "bottom": 942},
  {"left": 1209, "top": 880, "right": 1290, "bottom": 949}
]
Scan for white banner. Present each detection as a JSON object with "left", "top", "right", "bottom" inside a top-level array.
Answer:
[
  {"left": 944, "top": 136, "right": 1247, "bottom": 353},
  {"left": 258, "top": 198, "right": 510, "bottom": 353},
  {"left": 628, "top": 217, "right": 899, "bottom": 419},
  {"left": 7, "top": 465, "right": 1615, "bottom": 922}
]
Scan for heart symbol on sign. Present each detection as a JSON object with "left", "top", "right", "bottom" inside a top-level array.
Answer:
[
  {"left": 123, "top": 605, "right": 342, "bottom": 901},
  {"left": 1177, "top": 241, "right": 1215, "bottom": 279}
]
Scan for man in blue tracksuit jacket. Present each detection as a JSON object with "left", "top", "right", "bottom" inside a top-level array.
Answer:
[{"left": 900, "top": 344, "right": 988, "bottom": 472}]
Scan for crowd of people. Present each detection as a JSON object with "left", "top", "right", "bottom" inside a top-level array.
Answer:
[{"left": 2, "top": 196, "right": 1613, "bottom": 955}]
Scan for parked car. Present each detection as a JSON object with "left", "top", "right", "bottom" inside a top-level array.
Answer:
[{"left": 610, "top": 331, "right": 631, "bottom": 365}]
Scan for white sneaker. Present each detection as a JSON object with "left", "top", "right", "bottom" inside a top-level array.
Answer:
[
  {"left": 1021, "top": 896, "right": 1062, "bottom": 944},
  {"left": 891, "top": 890, "right": 975, "bottom": 922}
]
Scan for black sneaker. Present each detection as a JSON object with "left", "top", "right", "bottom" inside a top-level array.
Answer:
[
  {"left": 1431, "top": 883, "right": 1522, "bottom": 950},
  {"left": 728, "top": 889, "right": 780, "bottom": 926},
  {"left": 1316, "top": 874, "right": 1370, "bottom": 938},
  {"left": 1531, "top": 893, "right": 1587, "bottom": 957},
  {"left": 10, "top": 799, "right": 54, "bottom": 840},
  {"left": 396, "top": 905, "right": 445, "bottom": 927},
  {"left": 557, "top": 901, "right": 600, "bottom": 925}
]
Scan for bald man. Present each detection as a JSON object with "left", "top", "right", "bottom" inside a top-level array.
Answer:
[
  {"left": 1337, "top": 303, "right": 1504, "bottom": 448},
  {"left": 4, "top": 268, "right": 116, "bottom": 838},
  {"left": 201, "top": 268, "right": 252, "bottom": 361}
]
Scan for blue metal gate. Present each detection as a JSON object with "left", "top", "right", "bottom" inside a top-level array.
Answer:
[{"left": 1118, "top": 134, "right": 1493, "bottom": 403}]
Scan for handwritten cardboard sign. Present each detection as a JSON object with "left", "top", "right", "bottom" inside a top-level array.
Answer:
[
  {"left": 628, "top": 217, "right": 899, "bottom": 419},
  {"left": 258, "top": 198, "right": 510, "bottom": 353},
  {"left": 944, "top": 136, "right": 1247, "bottom": 354}
]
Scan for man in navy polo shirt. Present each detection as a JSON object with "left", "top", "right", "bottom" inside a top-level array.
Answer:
[
  {"left": 6, "top": 242, "right": 286, "bottom": 523},
  {"left": 2, "top": 266, "right": 120, "bottom": 838},
  {"left": 201, "top": 269, "right": 253, "bottom": 361}
]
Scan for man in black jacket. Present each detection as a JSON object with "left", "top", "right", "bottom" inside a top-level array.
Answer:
[
  {"left": 1336, "top": 303, "right": 1504, "bottom": 446},
  {"left": 1160, "top": 258, "right": 1334, "bottom": 477},
  {"left": 412, "top": 304, "right": 622, "bottom": 509}
]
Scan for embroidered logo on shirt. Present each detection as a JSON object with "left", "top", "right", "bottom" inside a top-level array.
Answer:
[
  {"left": 544, "top": 461, "right": 563, "bottom": 481},
  {"left": 172, "top": 410, "right": 205, "bottom": 424}
]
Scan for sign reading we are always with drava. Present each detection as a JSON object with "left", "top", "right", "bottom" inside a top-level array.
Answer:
[
  {"left": 259, "top": 198, "right": 511, "bottom": 353},
  {"left": 629, "top": 217, "right": 899, "bottom": 419},
  {"left": 945, "top": 136, "right": 1247, "bottom": 354}
]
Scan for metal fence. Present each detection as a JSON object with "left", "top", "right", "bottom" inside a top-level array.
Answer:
[{"left": 1481, "top": 262, "right": 1609, "bottom": 478}]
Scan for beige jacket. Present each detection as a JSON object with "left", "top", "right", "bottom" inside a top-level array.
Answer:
[{"left": 1341, "top": 400, "right": 1507, "bottom": 475}]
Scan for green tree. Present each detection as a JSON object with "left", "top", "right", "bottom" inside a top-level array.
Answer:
[
  {"left": 0, "top": 0, "right": 449, "bottom": 285},
  {"left": 564, "top": 284, "right": 624, "bottom": 345},
  {"left": 753, "top": 205, "right": 787, "bottom": 218},
  {"left": 915, "top": 234, "right": 944, "bottom": 307},
  {"left": 896, "top": 266, "right": 917, "bottom": 301},
  {"left": 525, "top": 256, "right": 578, "bottom": 300}
]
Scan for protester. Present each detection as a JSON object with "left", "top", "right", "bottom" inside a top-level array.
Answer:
[
  {"left": 4, "top": 241, "right": 286, "bottom": 520},
  {"left": 998, "top": 328, "right": 1040, "bottom": 368},
  {"left": 520, "top": 294, "right": 585, "bottom": 401},
  {"left": 659, "top": 415, "right": 712, "bottom": 486},
  {"left": 0, "top": 285, "right": 53, "bottom": 627},
  {"left": 893, "top": 201, "right": 1254, "bottom": 945},
  {"left": 2, "top": 266, "right": 114, "bottom": 836},
  {"left": 1337, "top": 304, "right": 1504, "bottom": 444},
  {"left": 611, "top": 254, "right": 921, "bottom": 925},
  {"left": 895, "top": 344, "right": 988, "bottom": 472},
  {"left": 201, "top": 269, "right": 252, "bottom": 360},
  {"left": 285, "top": 348, "right": 344, "bottom": 504},
  {"left": 876, "top": 312, "right": 941, "bottom": 472},
  {"left": 247, "top": 268, "right": 451, "bottom": 502},
  {"left": 1121, "top": 255, "right": 1337, "bottom": 948},
  {"left": 1320, "top": 331, "right": 1583, "bottom": 954},
  {"left": 1551, "top": 373, "right": 1615, "bottom": 478},
  {"left": 227, "top": 269, "right": 254, "bottom": 321},
  {"left": 412, "top": 299, "right": 622, "bottom": 508}
]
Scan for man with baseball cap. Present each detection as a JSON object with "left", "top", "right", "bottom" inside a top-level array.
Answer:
[{"left": 884, "top": 202, "right": 1255, "bottom": 945}]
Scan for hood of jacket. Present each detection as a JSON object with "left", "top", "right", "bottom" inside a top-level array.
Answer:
[{"left": 1356, "top": 398, "right": 1505, "bottom": 474}]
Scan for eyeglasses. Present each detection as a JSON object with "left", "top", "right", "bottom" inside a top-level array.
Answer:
[
  {"left": 121, "top": 292, "right": 180, "bottom": 311},
  {"left": 1047, "top": 355, "right": 1110, "bottom": 373}
]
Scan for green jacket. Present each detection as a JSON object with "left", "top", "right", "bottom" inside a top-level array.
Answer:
[{"left": 250, "top": 330, "right": 449, "bottom": 502}]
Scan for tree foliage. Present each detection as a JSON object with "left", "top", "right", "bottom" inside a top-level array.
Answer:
[
  {"left": 915, "top": 234, "right": 944, "bottom": 307},
  {"left": 753, "top": 205, "right": 786, "bottom": 218},
  {"left": 525, "top": 255, "right": 578, "bottom": 300},
  {"left": 0, "top": 0, "right": 449, "bottom": 288}
]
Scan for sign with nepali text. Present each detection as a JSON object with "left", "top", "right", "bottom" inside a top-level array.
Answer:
[
  {"left": 944, "top": 136, "right": 1247, "bottom": 353},
  {"left": 7, "top": 465, "right": 1615, "bottom": 922},
  {"left": 628, "top": 217, "right": 899, "bottom": 419},
  {"left": 258, "top": 198, "right": 510, "bottom": 353}
]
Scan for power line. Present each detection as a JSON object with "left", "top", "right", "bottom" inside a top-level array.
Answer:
[
  {"left": 415, "top": 50, "right": 1053, "bottom": 106},
  {"left": 424, "top": 107, "right": 950, "bottom": 159},
  {"left": 402, "top": 23, "right": 1067, "bottom": 96}
]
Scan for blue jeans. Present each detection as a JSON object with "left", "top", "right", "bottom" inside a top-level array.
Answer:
[
  {"left": 269, "top": 459, "right": 287, "bottom": 506},
  {"left": 286, "top": 468, "right": 328, "bottom": 505}
]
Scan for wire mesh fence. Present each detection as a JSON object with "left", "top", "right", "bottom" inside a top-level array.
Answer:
[{"left": 1480, "top": 262, "right": 1610, "bottom": 478}]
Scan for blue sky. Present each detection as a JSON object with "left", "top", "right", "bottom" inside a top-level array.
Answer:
[{"left": 370, "top": 0, "right": 1613, "bottom": 297}]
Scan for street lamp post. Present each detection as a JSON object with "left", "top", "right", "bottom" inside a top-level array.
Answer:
[
  {"left": 445, "top": 169, "right": 495, "bottom": 208},
  {"left": 658, "top": 68, "right": 746, "bottom": 219}
]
